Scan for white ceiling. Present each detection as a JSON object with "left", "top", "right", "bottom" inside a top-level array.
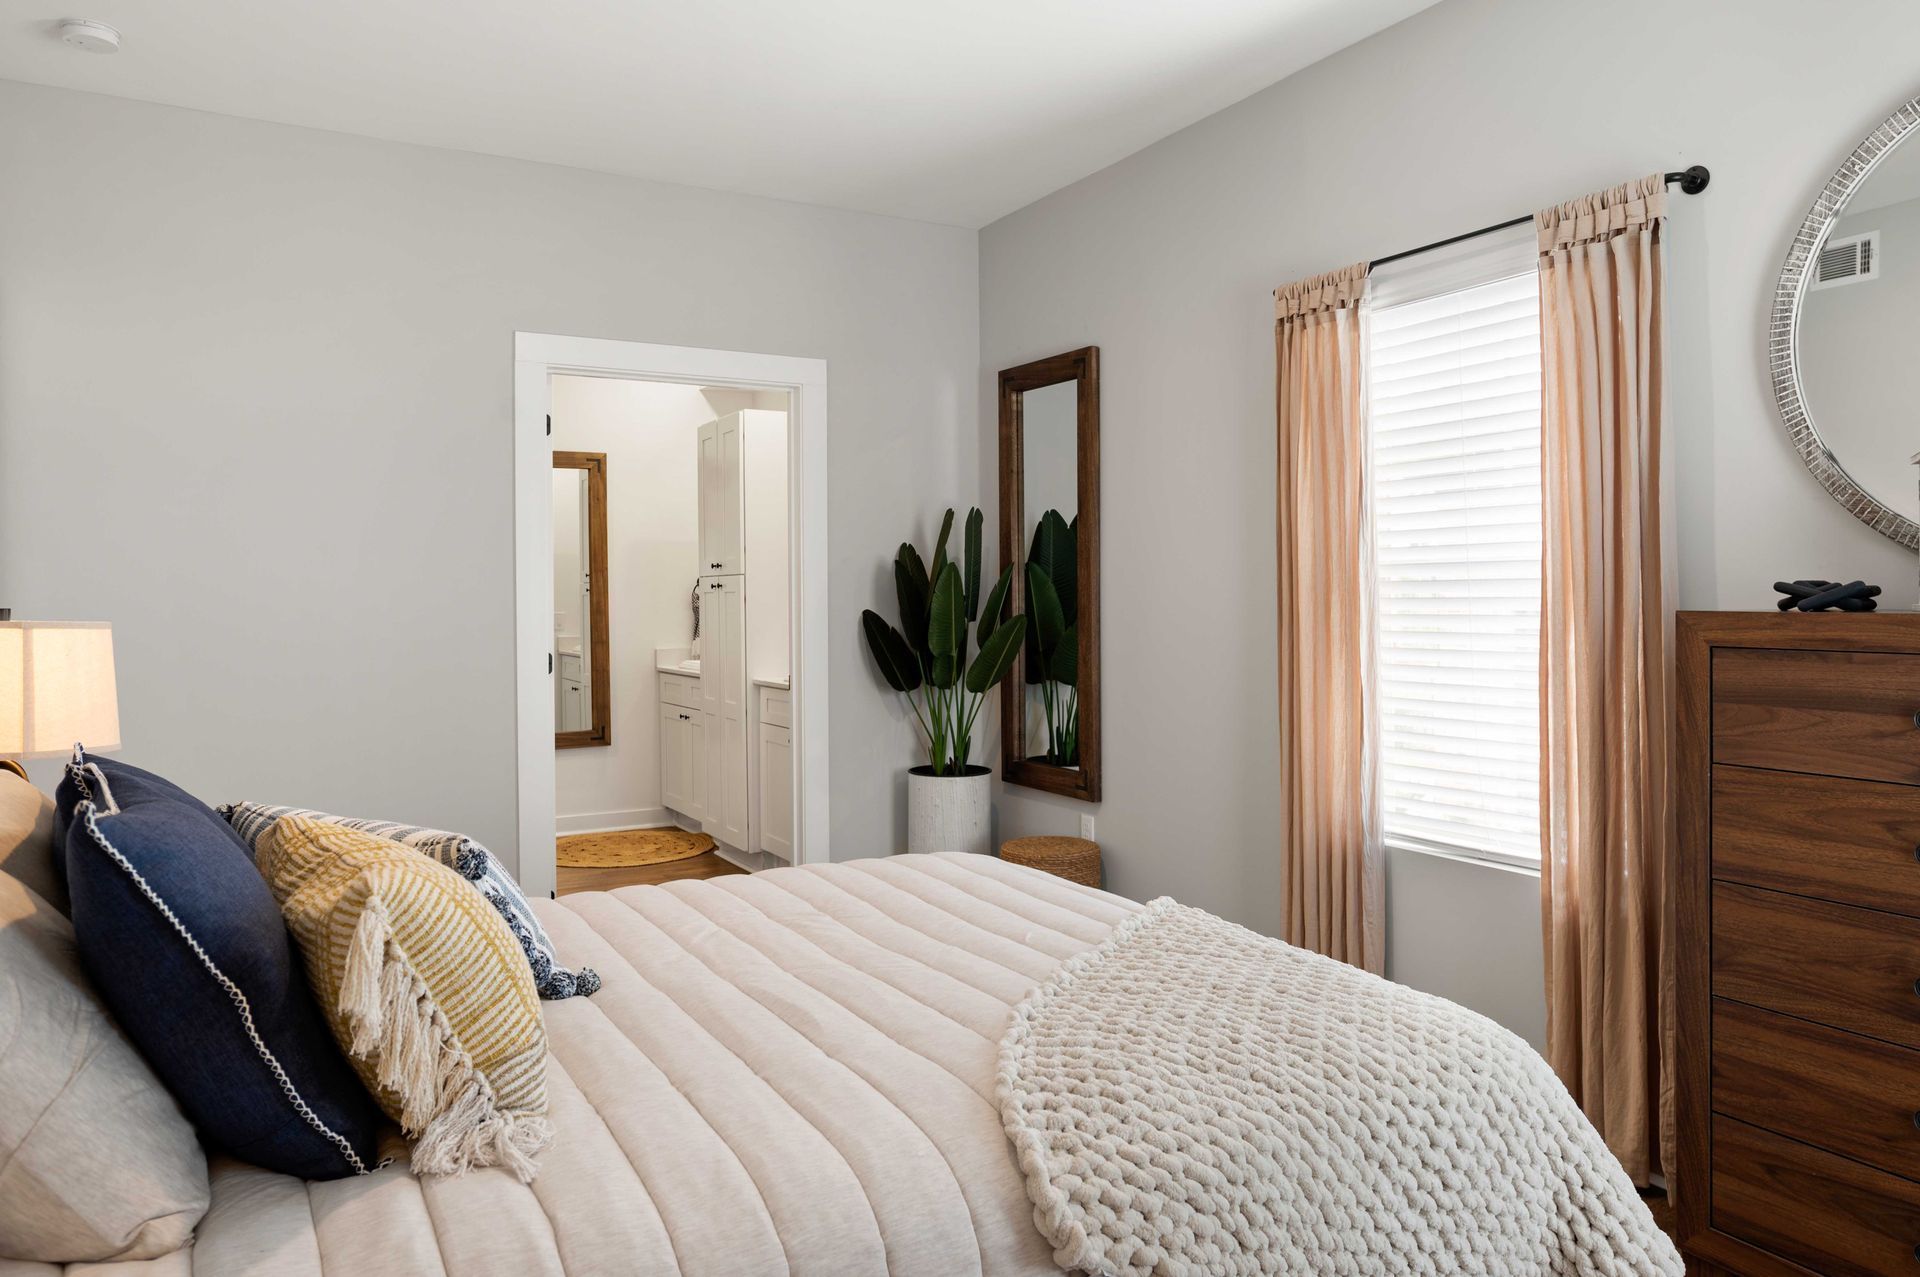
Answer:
[{"left": 0, "top": 0, "right": 1437, "bottom": 227}]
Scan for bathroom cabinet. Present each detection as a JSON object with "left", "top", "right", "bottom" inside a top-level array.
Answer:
[{"left": 684, "top": 407, "right": 789, "bottom": 861}]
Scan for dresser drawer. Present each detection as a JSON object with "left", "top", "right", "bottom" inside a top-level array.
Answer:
[
  {"left": 1713, "top": 647, "right": 1920, "bottom": 784},
  {"left": 1714, "top": 766, "right": 1920, "bottom": 917},
  {"left": 1712, "top": 881, "right": 1920, "bottom": 1050},
  {"left": 1713, "top": 1114, "right": 1920, "bottom": 1277},
  {"left": 1713, "top": 998, "right": 1920, "bottom": 1182}
]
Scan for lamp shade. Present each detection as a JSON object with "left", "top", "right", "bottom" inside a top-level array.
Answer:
[{"left": 0, "top": 622, "right": 121, "bottom": 759}]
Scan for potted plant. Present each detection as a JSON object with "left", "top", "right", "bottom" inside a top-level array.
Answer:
[
  {"left": 861, "top": 507, "right": 1025, "bottom": 854},
  {"left": 1024, "top": 509, "right": 1079, "bottom": 766}
]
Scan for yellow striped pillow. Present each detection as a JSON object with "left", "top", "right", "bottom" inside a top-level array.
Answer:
[{"left": 256, "top": 815, "right": 550, "bottom": 1181}]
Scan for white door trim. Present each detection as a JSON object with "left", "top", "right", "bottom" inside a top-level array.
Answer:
[{"left": 513, "top": 332, "right": 830, "bottom": 898}]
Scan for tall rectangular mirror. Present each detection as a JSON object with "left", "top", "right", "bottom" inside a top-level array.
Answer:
[
  {"left": 998, "top": 346, "right": 1100, "bottom": 802},
  {"left": 553, "top": 450, "right": 610, "bottom": 748}
]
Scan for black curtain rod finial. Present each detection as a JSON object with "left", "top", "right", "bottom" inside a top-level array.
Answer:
[{"left": 1668, "top": 165, "right": 1711, "bottom": 195}]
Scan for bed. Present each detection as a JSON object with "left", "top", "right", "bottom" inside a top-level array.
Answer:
[{"left": 9, "top": 853, "right": 1137, "bottom": 1277}]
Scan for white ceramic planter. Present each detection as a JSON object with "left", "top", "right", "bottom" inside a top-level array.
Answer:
[{"left": 906, "top": 765, "right": 993, "bottom": 855}]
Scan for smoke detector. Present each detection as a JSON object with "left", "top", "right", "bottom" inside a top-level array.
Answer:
[{"left": 57, "top": 19, "right": 121, "bottom": 53}]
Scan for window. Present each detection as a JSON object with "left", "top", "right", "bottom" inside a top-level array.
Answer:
[{"left": 1368, "top": 227, "right": 1542, "bottom": 866}]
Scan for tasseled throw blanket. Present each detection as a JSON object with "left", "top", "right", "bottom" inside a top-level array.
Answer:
[{"left": 997, "top": 899, "right": 1683, "bottom": 1277}]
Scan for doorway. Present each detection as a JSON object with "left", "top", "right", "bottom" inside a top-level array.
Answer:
[{"left": 513, "top": 334, "right": 829, "bottom": 899}]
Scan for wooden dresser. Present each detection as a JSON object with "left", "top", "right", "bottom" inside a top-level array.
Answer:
[{"left": 1680, "top": 612, "right": 1920, "bottom": 1276}]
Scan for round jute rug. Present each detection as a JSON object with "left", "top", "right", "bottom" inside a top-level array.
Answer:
[{"left": 556, "top": 827, "right": 716, "bottom": 868}]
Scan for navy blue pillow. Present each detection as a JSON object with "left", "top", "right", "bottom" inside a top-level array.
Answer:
[{"left": 56, "top": 754, "right": 382, "bottom": 1179}]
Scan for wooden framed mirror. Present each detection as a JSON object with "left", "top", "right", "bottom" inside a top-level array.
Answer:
[
  {"left": 553, "top": 450, "right": 610, "bottom": 748},
  {"left": 998, "top": 347, "right": 1100, "bottom": 802}
]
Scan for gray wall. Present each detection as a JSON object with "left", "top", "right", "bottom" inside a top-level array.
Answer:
[
  {"left": 978, "top": 0, "right": 1920, "bottom": 1048},
  {"left": 0, "top": 80, "right": 979, "bottom": 869}
]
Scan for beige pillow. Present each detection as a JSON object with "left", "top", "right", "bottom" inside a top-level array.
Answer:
[
  {"left": 0, "top": 771, "right": 66, "bottom": 914},
  {"left": 0, "top": 869, "right": 210, "bottom": 1262}
]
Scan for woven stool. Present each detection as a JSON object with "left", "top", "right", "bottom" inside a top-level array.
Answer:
[{"left": 999, "top": 836, "right": 1101, "bottom": 887}]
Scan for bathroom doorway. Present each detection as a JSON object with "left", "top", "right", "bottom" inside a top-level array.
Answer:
[{"left": 512, "top": 335, "right": 828, "bottom": 899}]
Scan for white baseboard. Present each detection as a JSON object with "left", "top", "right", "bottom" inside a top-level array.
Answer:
[{"left": 556, "top": 807, "right": 670, "bottom": 836}]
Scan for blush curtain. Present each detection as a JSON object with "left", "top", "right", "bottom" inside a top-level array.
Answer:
[
  {"left": 1275, "top": 262, "right": 1383, "bottom": 974},
  {"left": 1535, "top": 175, "right": 1675, "bottom": 1187}
]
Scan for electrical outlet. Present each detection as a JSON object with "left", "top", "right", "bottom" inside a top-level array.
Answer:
[{"left": 1079, "top": 812, "right": 1095, "bottom": 841}]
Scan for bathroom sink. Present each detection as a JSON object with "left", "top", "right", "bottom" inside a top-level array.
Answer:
[{"left": 677, "top": 659, "right": 702, "bottom": 674}]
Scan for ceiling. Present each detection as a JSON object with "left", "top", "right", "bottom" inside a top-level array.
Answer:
[{"left": 0, "top": 0, "right": 1437, "bottom": 227}]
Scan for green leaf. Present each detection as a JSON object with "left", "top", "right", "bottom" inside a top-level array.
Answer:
[
  {"left": 928, "top": 562, "right": 965, "bottom": 658},
  {"left": 966, "top": 616, "right": 1027, "bottom": 694},
  {"left": 894, "top": 543, "right": 929, "bottom": 658},
  {"left": 928, "top": 654, "right": 958, "bottom": 689},
  {"left": 1026, "top": 563, "right": 1066, "bottom": 649},
  {"left": 962, "top": 508, "right": 983, "bottom": 621},
  {"left": 929, "top": 508, "right": 955, "bottom": 588},
  {"left": 861, "top": 611, "right": 922, "bottom": 692},
  {"left": 976, "top": 563, "right": 1014, "bottom": 647},
  {"left": 1048, "top": 622, "right": 1077, "bottom": 687},
  {"left": 1031, "top": 509, "right": 1076, "bottom": 629}
]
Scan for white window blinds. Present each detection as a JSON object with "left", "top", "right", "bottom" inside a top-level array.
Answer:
[{"left": 1368, "top": 225, "right": 1542, "bottom": 865}]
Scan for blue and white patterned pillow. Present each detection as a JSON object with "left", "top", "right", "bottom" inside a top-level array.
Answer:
[
  {"left": 220, "top": 802, "right": 600, "bottom": 1000},
  {"left": 222, "top": 803, "right": 486, "bottom": 878}
]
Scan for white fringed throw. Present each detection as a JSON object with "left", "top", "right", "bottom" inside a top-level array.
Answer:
[
  {"left": 338, "top": 898, "right": 551, "bottom": 1181},
  {"left": 997, "top": 899, "right": 1683, "bottom": 1277}
]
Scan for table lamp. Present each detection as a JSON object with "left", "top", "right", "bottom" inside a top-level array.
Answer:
[{"left": 0, "top": 616, "right": 120, "bottom": 781}]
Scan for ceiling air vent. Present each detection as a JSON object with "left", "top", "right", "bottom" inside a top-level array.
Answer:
[{"left": 1812, "top": 230, "right": 1879, "bottom": 289}]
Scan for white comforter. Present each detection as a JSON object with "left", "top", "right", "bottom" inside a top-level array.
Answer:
[
  {"left": 15, "top": 854, "right": 1671, "bottom": 1277},
  {"left": 13, "top": 853, "right": 1137, "bottom": 1277}
]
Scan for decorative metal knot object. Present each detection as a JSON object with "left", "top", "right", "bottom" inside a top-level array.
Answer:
[{"left": 1773, "top": 579, "right": 1880, "bottom": 612}]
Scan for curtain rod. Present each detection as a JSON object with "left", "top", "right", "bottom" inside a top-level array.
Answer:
[{"left": 1366, "top": 166, "right": 1710, "bottom": 270}]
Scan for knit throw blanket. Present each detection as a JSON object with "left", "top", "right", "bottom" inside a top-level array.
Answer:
[{"left": 997, "top": 899, "right": 1684, "bottom": 1277}]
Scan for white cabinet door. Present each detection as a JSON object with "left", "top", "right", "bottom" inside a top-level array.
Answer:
[
  {"left": 715, "top": 412, "right": 743, "bottom": 574},
  {"left": 696, "top": 420, "right": 722, "bottom": 575},
  {"left": 660, "top": 703, "right": 687, "bottom": 814},
  {"left": 686, "top": 711, "right": 706, "bottom": 821},
  {"left": 559, "top": 677, "right": 586, "bottom": 733},
  {"left": 758, "top": 720, "right": 793, "bottom": 861},
  {"left": 698, "top": 581, "right": 724, "bottom": 721},
  {"left": 700, "top": 575, "right": 748, "bottom": 849},
  {"left": 696, "top": 415, "right": 743, "bottom": 576}
]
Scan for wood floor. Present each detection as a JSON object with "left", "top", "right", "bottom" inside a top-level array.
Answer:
[{"left": 556, "top": 851, "right": 747, "bottom": 895}]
